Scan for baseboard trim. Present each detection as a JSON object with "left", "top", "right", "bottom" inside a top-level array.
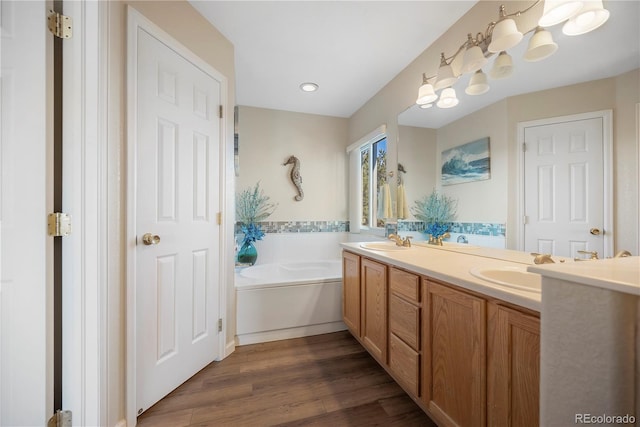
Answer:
[{"left": 236, "top": 321, "right": 347, "bottom": 346}]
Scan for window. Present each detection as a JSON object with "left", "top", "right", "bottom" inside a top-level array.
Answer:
[{"left": 360, "top": 136, "right": 387, "bottom": 228}]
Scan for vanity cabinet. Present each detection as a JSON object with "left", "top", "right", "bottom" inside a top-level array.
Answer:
[
  {"left": 423, "top": 279, "right": 487, "bottom": 427},
  {"left": 487, "top": 303, "right": 540, "bottom": 427},
  {"left": 342, "top": 251, "right": 361, "bottom": 335},
  {"left": 341, "top": 250, "right": 540, "bottom": 427},
  {"left": 360, "top": 257, "right": 388, "bottom": 363}
]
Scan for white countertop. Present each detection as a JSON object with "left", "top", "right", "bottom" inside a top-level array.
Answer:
[
  {"left": 528, "top": 256, "right": 640, "bottom": 296},
  {"left": 341, "top": 242, "right": 542, "bottom": 312}
]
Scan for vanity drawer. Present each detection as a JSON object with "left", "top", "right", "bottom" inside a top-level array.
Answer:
[
  {"left": 390, "top": 267, "right": 420, "bottom": 303},
  {"left": 389, "top": 333, "right": 420, "bottom": 397},
  {"left": 389, "top": 294, "right": 420, "bottom": 351}
]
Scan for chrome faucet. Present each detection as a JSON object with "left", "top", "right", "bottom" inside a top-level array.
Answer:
[
  {"left": 388, "top": 234, "right": 412, "bottom": 247},
  {"left": 532, "top": 253, "right": 555, "bottom": 264}
]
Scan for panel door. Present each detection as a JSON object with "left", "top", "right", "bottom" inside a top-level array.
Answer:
[
  {"left": 361, "top": 258, "right": 387, "bottom": 363},
  {"left": 524, "top": 117, "right": 604, "bottom": 258},
  {"left": 135, "top": 26, "right": 221, "bottom": 413},
  {"left": 0, "top": 1, "right": 53, "bottom": 425},
  {"left": 342, "top": 251, "right": 361, "bottom": 335}
]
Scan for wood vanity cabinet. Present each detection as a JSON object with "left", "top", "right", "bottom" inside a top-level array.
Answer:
[
  {"left": 487, "top": 303, "right": 540, "bottom": 427},
  {"left": 423, "top": 279, "right": 487, "bottom": 427},
  {"left": 360, "top": 257, "right": 388, "bottom": 363},
  {"left": 341, "top": 250, "right": 540, "bottom": 427},
  {"left": 342, "top": 251, "right": 361, "bottom": 335}
]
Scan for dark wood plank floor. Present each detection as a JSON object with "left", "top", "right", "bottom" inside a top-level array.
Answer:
[{"left": 137, "top": 330, "right": 437, "bottom": 426}]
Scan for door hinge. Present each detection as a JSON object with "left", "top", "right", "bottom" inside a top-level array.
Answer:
[
  {"left": 219, "top": 105, "right": 223, "bottom": 119},
  {"left": 522, "top": 142, "right": 527, "bottom": 152},
  {"left": 216, "top": 212, "right": 222, "bottom": 225},
  {"left": 47, "top": 410, "right": 72, "bottom": 427},
  {"left": 218, "top": 318, "right": 223, "bottom": 332},
  {"left": 47, "top": 10, "right": 73, "bottom": 39},
  {"left": 48, "top": 213, "right": 72, "bottom": 237},
  {"left": 523, "top": 215, "right": 529, "bottom": 225}
]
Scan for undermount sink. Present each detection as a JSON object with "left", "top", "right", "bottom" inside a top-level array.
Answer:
[
  {"left": 469, "top": 266, "right": 541, "bottom": 293},
  {"left": 359, "top": 241, "right": 409, "bottom": 251}
]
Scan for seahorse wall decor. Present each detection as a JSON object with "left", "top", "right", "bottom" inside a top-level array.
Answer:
[{"left": 283, "top": 155, "right": 304, "bottom": 201}]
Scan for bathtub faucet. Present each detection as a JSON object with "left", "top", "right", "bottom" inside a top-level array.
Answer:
[{"left": 388, "top": 234, "right": 412, "bottom": 247}]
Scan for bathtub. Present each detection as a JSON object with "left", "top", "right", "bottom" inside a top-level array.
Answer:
[{"left": 235, "top": 260, "right": 346, "bottom": 345}]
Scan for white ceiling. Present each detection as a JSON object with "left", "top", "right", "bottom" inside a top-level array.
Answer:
[
  {"left": 190, "top": 1, "right": 640, "bottom": 126},
  {"left": 189, "top": 1, "right": 476, "bottom": 117}
]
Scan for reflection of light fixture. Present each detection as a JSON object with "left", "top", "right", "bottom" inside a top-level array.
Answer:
[
  {"left": 524, "top": 27, "right": 558, "bottom": 62},
  {"left": 539, "top": 0, "right": 584, "bottom": 27},
  {"left": 563, "top": 0, "right": 610, "bottom": 35},
  {"left": 434, "top": 53, "right": 458, "bottom": 91},
  {"left": 414, "top": 1, "right": 609, "bottom": 111},
  {"left": 490, "top": 51, "right": 513, "bottom": 79},
  {"left": 488, "top": 5, "right": 523, "bottom": 53},
  {"left": 437, "top": 88, "right": 459, "bottom": 109},
  {"left": 465, "top": 70, "right": 490, "bottom": 95},
  {"left": 299, "top": 82, "right": 318, "bottom": 92},
  {"left": 461, "top": 34, "right": 488, "bottom": 74},
  {"left": 419, "top": 103, "right": 433, "bottom": 109},
  {"left": 416, "top": 73, "right": 437, "bottom": 105}
]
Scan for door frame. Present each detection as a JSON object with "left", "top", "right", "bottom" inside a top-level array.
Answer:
[
  {"left": 125, "top": 7, "right": 228, "bottom": 425},
  {"left": 515, "top": 110, "right": 613, "bottom": 257}
]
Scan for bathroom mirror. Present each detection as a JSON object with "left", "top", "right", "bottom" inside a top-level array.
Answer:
[{"left": 396, "top": 0, "right": 639, "bottom": 229}]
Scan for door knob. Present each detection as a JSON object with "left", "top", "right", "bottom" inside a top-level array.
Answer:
[
  {"left": 142, "top": 233, "right": 161, "bottom": 245},
  {"left": 589, "top": 228, "right": 601, "bottom": 236}
]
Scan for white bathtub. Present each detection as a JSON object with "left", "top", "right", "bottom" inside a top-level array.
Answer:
[{"left": 235, "top": 260, "right": 346, "bottom": 345}]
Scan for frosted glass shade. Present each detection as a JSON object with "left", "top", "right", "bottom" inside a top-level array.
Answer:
[
  {"left": 563, "top": 0, "right": 610, "bottom": 35},
  {"left": 489, "top": 51, "right": 514, "bottom": 79},
  {"left": 437, "top": 88, "right": 459, "bottom": 109},
  {"left": 434, "top": 63, "right": 458, "bottom": 91},
  {"left": 416, "top": 83, "right": 437, "bottom": 105},
  {"left": 524, "top": 27, "right": 558, "bottom": 62},
  {"left": 539, "top": 0, "right": 583, "bottom": 27},
  {"left": 461, "top": 44, "right": 488, "bottom": 74},
  {"left": 488, "top": 18, "right": 523, "bottom": 53},
  {"left": 465, "top": 70, "right": 490, "bottom": 95}
]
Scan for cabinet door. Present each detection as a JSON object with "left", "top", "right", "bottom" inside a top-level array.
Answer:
[
  {"left": 342, "top": 251, "right": 361, "bottom": 335},
  {"left": 424, "top": 280, "right": 486, "bottom": 427},
  {"left": 361, "top": 258, "right": 388, "bottom": 363},
  {"left": 487, "top": 304, "right": 540, "bottom": 427}
]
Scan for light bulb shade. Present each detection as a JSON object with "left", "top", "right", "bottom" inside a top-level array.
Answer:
[
  {"left": 524, "top": 27, "right": 558, "bottom": 62},
  {"left": 538, "top": 0, "right": 583, "bottom": 27},
  {"left": 562, "top": 0, "right": 610, "bottom": 35},
  {"left": 416, "top": 83, "right": 437, "bottom": 105},
  {"left": 419, "top": 103, "right": 433, "bottom": 109},
  {"left": 434, "top": 63, "right": 458, "bottom": 91},
  {"left": 465, "top": 70, "right": 490, "bottom": 95},
  {"left": 489, "top": 51, "right": 514, "bottom": 79},
  {"left": 461, "top": 45, "right": 488, "bottom": 74},
  {"left": 488, "top": 18, "right": 523, "bottom": 53},
  {"left": 437, "top": 88, "right": 459, "bottom": 109}
]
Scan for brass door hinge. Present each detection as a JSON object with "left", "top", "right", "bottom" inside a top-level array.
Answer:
[
  {"left": 216, "top": 212, "right": 222, "bottom": 225},
  {"left": 48, "top": 212, "right": 72, "bottom": 237},
  {"left": 219, "top": 105, "right": 223, "bottom": 119},
  {"left": 218, "top": 318, "right": 223, "bottom": 332},
  {"left": 48, "top": 10, "right": 73, "bottom": 39}
]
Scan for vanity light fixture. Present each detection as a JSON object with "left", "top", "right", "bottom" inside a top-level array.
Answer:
[
  {"left": 414, "top": 0, "right": 610, "bottom": 110},
  {"left": 299, "top": 82, "right": 319, "bottom": 92}
]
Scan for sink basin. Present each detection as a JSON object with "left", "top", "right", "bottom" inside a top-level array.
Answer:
[
  {"left": 469, "top": 266, "right": 541, "bottom": 292},
  {"left": 359, "top": 242, "right": 409, "bottom": 251}
]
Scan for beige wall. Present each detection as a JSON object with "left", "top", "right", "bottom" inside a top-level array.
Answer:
[
  {"left": 397, "top": 125, "right": 437, "bottom": 219},
  {"left": 236, "top": 106, "right": 349, "bottom": 221},
  {"left": 106, "top": 1, "right": 235, "bottom": 424}
]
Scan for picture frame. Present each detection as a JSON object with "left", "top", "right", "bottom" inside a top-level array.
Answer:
[{"left": 441, "top": 137, "right": 490, "bottom": 186}]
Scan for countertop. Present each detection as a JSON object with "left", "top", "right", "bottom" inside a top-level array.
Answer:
[
  {"left": 341, "top": 241, "right": 543, "bottom": 312},
  {"left": 528, "top": 256, "right": 640, "bottom": 296}
]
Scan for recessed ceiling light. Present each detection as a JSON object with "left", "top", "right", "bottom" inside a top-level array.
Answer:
[{"left": 300, "top": 82, "right": 319, "bottom": 92}]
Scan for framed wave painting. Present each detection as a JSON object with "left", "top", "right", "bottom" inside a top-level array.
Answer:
[{"left": 441, "top": 137, "right": 490, "bottom": 186}]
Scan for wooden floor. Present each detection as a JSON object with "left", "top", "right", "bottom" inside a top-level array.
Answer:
[{"left": 137, "top": 330, "right": 437, "bottom": 426}]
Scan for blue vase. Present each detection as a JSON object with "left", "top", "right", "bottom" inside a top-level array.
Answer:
[{"left": 237, "top": 241, "right": 258, "bottom": 266}]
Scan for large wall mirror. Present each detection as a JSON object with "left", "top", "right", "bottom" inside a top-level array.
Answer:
[{"left": 397, "top": 0, "right": 639, "bottom": 252}]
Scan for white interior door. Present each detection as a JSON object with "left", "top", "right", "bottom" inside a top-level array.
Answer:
[
  {"left": 0, "top": 1, "right": 53, "bottom": 425},
  {"left": 133, "top": 24, "right": 221, "bottom": 414},
  {"left": 523, "top": 116, "right": 606, "bottom": 258}
]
